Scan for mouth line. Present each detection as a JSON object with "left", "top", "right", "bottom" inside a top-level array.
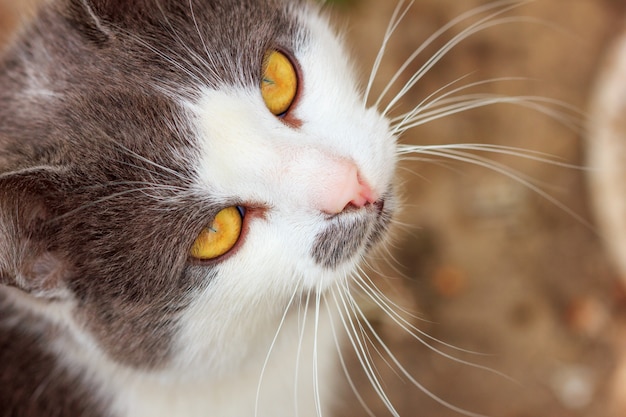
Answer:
[{"left": 325, "top": 197, "right": 386, "bottom": 221}]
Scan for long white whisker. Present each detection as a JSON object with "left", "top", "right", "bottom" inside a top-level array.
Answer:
[
  {"left": 352, "top": 269, "right": 517, "bottom": 383},
  {"left": 383, "top": 14, "right": 549, "bottom": 117},
  {"left": 78, "top": 180, "right": 188, "bottom": 193},
  {"left": 348, "top": 286, "right": 492, "bottom": 417},
  {"left": 187, "top": 0, "right": 216, "bottom": 78},
  {"left": 344, "top": 293, "right": 408, "bottom": 385},
  {"left": 401, "top": 146, "right": 567, "bottom": 189},
  {"left": 325, "top": 286, "right": 377, "bottom": 417},
  {"left": 360, "top": 253, "right": 418, "bottom": 302},
  {"left": 94, "top": 132, "right": 191, "bottom": 183},
  {"left": 254, "top": 286, "right": 300, "bottom": 417},
  {"left": 313, "top": 291, "right": 323, "bottom": 417},
  {"left": 354, "top": 264, "right": 434, "bottom": 326},
  {"left": 109, "top": 159, "right": 190, "bottom": 185},
  {"left": 342, "top": 276, "right": 416, "bottom": 410},
  {"left": 393, "top": 94, "right": 583, "bottom": 134},
  {"left": 400, "top": 146, "right": 595, "bottom": 229},
  {"left": 51, "top": 187, "right": 175, "bottom": 221},
  {"left": 398, "top": 143, "right": 585, "bottom": 170},
  {"left": 364, "top": 0, "right": 414, "bottom": 105},
  {"left": 375, "top": 0, "right": 529, "bottom": 111},
  {"left": 390, "top": 76, "right": 545, "bottom": 130},
  {"left": 339, "top": 279, "right": 404, "bottom": 383},
  {"left": 391, "top": 72, "right": 480, "bottom": 129},
  {"left": 119, "top": 27, "right": 209, "bottom": 88},
  {"left": 293, "top": 290, "right": 311, "bottom": 417},
  {"left": 152, "top": 0, "right": 218, "bottom": 84},
  {"left": 330, "top": 286, "right": 401, "bottom": 417}
]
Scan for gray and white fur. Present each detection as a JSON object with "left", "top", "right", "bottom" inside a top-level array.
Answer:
[{"left": 0, "top": 0, "right": 396, "bottom": 416}]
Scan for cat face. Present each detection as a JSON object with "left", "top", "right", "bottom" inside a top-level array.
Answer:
[{"left": 0, "top": 0, "right": 396, "bottom": 375}]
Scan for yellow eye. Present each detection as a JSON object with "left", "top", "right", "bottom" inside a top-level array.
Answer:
[
  {"left": 261, "top": 50, "right": 298, "bottom": 116},
  {"left": 190, "top": 207, "right": 243, "bottom": 260}
]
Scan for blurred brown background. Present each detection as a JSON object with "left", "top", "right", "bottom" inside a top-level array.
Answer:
[
  {"left": 330, "top": 1, "right": 626, "bottom": 416},
  {"left": 1, "top": 1, "right": 625, "bottom": 416}
]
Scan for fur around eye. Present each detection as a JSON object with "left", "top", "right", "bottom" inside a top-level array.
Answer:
[
  {"left": 261, "top": 50, "right": 298, "bottom": 116},
  {"left": 190, "top": 206, "right": 244, "bottom": 260}
]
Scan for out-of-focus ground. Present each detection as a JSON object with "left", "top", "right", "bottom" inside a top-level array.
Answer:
[{"left": 1, "top": 1, "right": 626, "bottom": 416}]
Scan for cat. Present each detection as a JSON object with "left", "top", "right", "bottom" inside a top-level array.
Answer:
[
  {"left": 0, "top": 0, "right": 592, "bottom": 416},
  {"left": 0, "top": 0, "right": 396, "bottom": 416}
]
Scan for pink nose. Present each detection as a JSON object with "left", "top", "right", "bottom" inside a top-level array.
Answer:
[{"left": 316, "top": 160, "right": 377, "bottom": 214}]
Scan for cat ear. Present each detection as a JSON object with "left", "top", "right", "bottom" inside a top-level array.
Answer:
[{"left": 0, "top": 168, "right": 71, "bottom": 300}]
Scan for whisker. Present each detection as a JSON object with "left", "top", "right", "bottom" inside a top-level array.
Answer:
[
  {"left": 398, "top": 143, "right": 586, "bottom": 170},
  {"left": 383, "top": 14, "right": 553, "bottom": 118},
  {"left": 352, "top": 268, "right": 478, "bottom": 355},
  {"left": 390, "top": 76, "right": 521, "bottom": 123},
  {"left": 375, "top": 0, "right": 529, "bottom": 112},
  {"left": 354, "top": 262, "right": 430, "bottom": 325},
  {"left": 51, "top": 187, "right": 170, "bottom": 221},
  {"left": 397, "top": 159, "right": 465, "bottom": 182},
  {"left": 293, "top": 289, "right": 312, "bottom": 417},
  {"left": 364, "top": 0, "right": 414, "bottom": 105},
  {"left": 187, "top": 0, "right": 216, "bottom": 78},
  {"left": 118, "top": 27, "right": 210, "bottom": 88},
  {"left": 393, "top": 94, "right": 583, "bottom": 134},
  {"left": 330, "top": 285, "right": 401, "bottom": 416},
  {"left": 109, "top": 160, "right": 189, "bottom": 185},
  {"left": 352, "top": 269, "right": 518, "bottom": 384},
  {"left": 389, "top": 76, "right": 578, "bottom": 133},
  {"left": 349, "top": 293, "right": 492, "bottom": 417},
  {"left": 390, "top": 72, "right": 481, "bottom": 129},
  {"left": 313, "top": 291, "right": 323, "bottom": 417},
  {"left": 324, "top": 287, "right": 377, "bottom": 417},
  {"left": 360, "top": 251, "right": 415, "bottom": 299},
  {"left": 401, "top": 145, "right": 576, "bottom": 192},
  {"left": 399, "top": 146, "right": 595, "bottom": 230},
  {"left": 77, "top": 180, "right": 189, "bottom": 194},
  {"left": 344, "top": 286, "right": 408, "bottom": 384},
  {"left": 254, "top": 285, "right": 301, "bottom": 417},
  {"left": 90, "top": 129, "right": 192, "bottom": 183},
  {"left": 151, "top": 0, "right": 220, "bottom": 84}
]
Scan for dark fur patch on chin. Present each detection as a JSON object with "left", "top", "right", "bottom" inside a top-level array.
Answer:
[{"left": 311, "top": 195, "right": 394, "bottom": 269}]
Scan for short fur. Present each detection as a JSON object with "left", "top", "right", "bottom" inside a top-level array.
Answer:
[{"left": 0, "top": 0, "right": 396, "bottom": 416}]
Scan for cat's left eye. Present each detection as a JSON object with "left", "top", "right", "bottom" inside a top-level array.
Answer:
[
  {"left": 190, "top": 206, "right": 244, "bottom": 261},
  {"left": 261, "top": 50, "right": 298, "bottom": 116}
]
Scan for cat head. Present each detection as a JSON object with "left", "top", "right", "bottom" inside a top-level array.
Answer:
[{"left": 0, "top": 0, "right": 396, "bottom": 373}]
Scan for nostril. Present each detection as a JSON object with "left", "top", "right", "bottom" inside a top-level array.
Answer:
[{"left": 348, "top": 178, "right": 376, "bottom": 209}]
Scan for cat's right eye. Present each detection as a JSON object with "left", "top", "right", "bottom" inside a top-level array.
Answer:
[
  {"left": 190, "top": 206, "right": 244, "bottom": 260},
  {"left": 261, "top": 50, "right": 298, "bottom": 116}
]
